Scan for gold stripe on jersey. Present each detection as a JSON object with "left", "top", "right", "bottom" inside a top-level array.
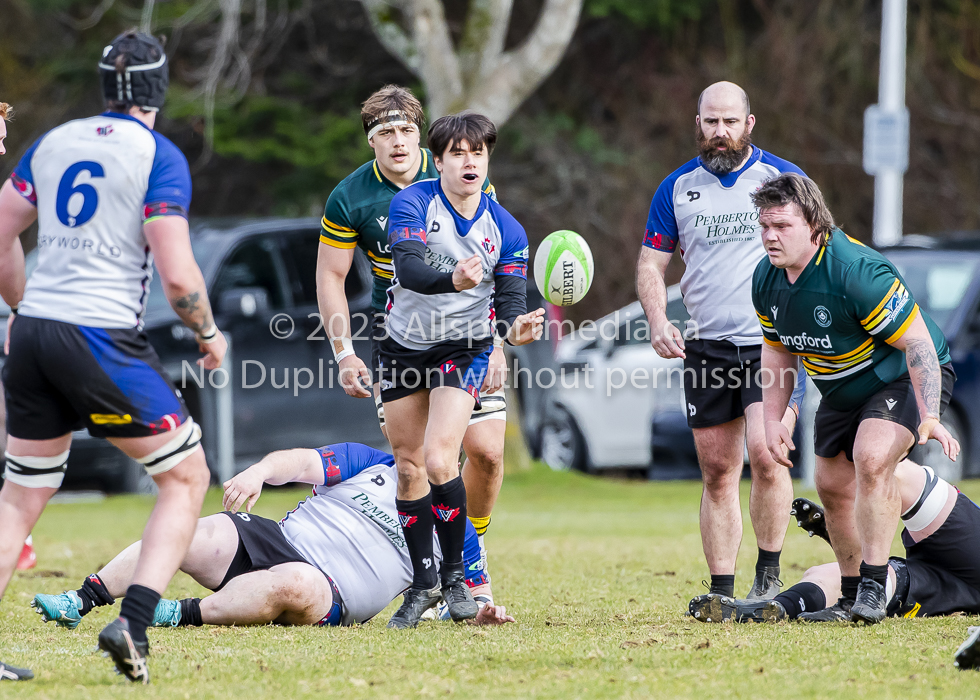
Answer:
[
  {"left": 798, "top": 338, "right": 875, "bottom": 378},
  {"left": 367, "top": 250, "right": 394, "bottom": 279},
  {"left": 319, "top": 234, "right": 357, "bottom": 249},
  {"left": 763, "top": 336, "right": 784, "bottom": 348},
  {"left": 815, "top": 245, "right": 827, "bottom": 266},
  {"left": 322, "top": 216, "right": 358, "bottom": 239},
  {"left": 861, "top": 279, "right": 901, "bottom": 328},
  {"left": 884, "top": 304, "right": 919, "bottom": 344},
  {"left": 756, "top": 311, "right": 775, "bottom": 330}
]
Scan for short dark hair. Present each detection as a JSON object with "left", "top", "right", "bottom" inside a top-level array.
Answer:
[
  {"left": 361, "top": 85, "right": 425, "bottom": 134},
  {"left": 427, "top": 112, "right": 497, "bottom": 159},
  {"left": 751, "top": 173, "right": 836, "bottom": 245}
]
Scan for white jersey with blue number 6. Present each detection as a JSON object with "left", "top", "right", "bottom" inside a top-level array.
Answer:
[{"left": 10, "top": 112, "right": 192, "bottom": 329}]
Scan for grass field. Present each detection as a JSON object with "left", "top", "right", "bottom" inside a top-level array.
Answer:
[{"left": 3, "top": 464, "right": 979, "bottom": 699}]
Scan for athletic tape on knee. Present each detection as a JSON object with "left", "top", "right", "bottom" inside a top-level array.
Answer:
[
  {"left": 3, "top": 450, "right": 70, "bottom": 489},
  {"left": 138, "top": 419, "right": 202, "bottom": 476},
  {"left": 902, "top": 466, "right": 949, "bottom": 532}
]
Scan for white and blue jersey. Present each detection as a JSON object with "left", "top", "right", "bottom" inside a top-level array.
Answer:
[
  {"left": 279, "top": 442, "right": 487, "bottom": 625},
  {"left": 384, "top": 178, "right": 529, "bottom": 350},
  {"left": 10, "top": 112, "right": 191, "bottom": 329},
  {"left": 643, "top": 146, "right": 804, "bottom": 346}
]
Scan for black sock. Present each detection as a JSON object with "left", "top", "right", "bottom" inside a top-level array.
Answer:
[
  {"left": 119, "top": 584, "right": 161, "bottom": 644},
  {"left": 841, "top": 575, "right": 861, "bottom": 601},
  {"left": 396, "top": 492, "right": 438, "bottom": 589},
  {"left": 76, "top": 573, "right": 115, "bottom": 616},
  {"left": 774, "top": 582, "right": 826, "bottom": 619},
  {"left": 709, "top": 575, "right": 735, "bottom": 597},
  {"left": 178, "top": 598, "right": 203, "bottom": 627},
  {"left": 859, "top": 562, "right": 889, "bottom": 588},
  {"left": 430, "top": 477, "right": 468, "bottom": 583},
  {"left": 756, "top": 548, "right": 781, "bottom": 570}
]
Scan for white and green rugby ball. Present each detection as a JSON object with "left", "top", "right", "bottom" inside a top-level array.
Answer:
[{"left": 533, "top": 230, "right": 594, "bottom": 306}]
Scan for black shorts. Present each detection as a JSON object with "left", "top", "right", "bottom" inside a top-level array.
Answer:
[
  {"left": 813, "top": 363, "right": 955, "bottom": 462},
  {"left": 377, "top": 336, "right": 491, "bottom": 407},
  {"left": 2, "top": 315, "right": 189, "bottom": 440},
  {"left": 682, "top": 339, "right": 763, "bottom": 429},
  {"left": 219, "top": 512, "right": 345, "bottom": 625}
]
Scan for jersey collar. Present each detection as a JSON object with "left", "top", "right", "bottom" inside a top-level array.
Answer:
[
  {"left": 372, "top": 149, "right": 430, "bottom": 192},
  {"left": 436, "top": 178, "right": 488, "bottom": 236},
  {"left": 699, "top": 145, "right": 761, "bottom": 188},
  {"left": 100, "top": 111, "right": 154, "bottom": 132}
]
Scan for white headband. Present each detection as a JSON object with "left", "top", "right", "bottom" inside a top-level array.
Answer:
[{"left": 367, "top": 111, "right": 411, "bottom": 140}]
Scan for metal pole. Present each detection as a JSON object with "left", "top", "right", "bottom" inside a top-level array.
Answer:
[
  {"left": 215, "top": 334, "right": 235, "bottom": 483},
  {"left": 870, "top": 0, "right": 908, "bottom": 247}
]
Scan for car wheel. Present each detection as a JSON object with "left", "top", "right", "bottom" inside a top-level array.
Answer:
[
  {"left": 911, "top": 409, "right": 966, "bottom": 483},
  {"left": 540, "top": 408, "right": 588, "bottom": 472}
]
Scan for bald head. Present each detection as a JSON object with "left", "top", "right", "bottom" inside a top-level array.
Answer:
[{"left": 697, "top": 82, "right": 750, "bottom": 118}]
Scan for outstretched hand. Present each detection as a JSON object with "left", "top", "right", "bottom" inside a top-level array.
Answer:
[
  {"left": 506, "top": 308, "right": 545, "bottom": 346},
  {"left": 469, "top": 602, "right": 515, "bottom": 626},
  {"left": 918, "top": 416, "right": 960, "bottom": 461}
]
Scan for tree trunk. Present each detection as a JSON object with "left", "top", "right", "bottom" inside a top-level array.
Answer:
[{"left": 361, "top": 0, "right": 582, "bottom": 125}]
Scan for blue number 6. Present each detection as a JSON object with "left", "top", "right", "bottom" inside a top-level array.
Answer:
[{"left": 56, "top": 161, "right": 105, "bottom": 228}]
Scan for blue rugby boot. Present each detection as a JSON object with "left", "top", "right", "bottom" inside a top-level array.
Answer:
[
  {"left": 151, "top": 598, "right": 181, "bottom": 628},
  {"left": 32, "top": 590, "right": 83, "bottom": 629}
]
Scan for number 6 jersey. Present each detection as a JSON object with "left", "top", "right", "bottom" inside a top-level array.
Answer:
[{"left": 10, "top": 112, "right": 191, "bottom": 329}]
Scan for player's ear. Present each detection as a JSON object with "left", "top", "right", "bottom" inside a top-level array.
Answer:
[{"left": 745, "top": 113, "right": 756, "bottom": 133}]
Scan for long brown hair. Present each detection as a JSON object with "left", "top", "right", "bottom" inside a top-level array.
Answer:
[{"left": 751, "top": 173, "right": 836, "bottom": 245}]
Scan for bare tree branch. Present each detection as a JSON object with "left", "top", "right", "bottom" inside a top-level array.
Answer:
[
  {"left": 197, "top": 0, "right": 242, "bottom": 168},
  {"left": 360, "top": 0, "right": 421, "bottom": 73},
  {"left": 141, "top": 0, "right": 156, "bottom": 33},
  {"left": 459, "top": 0, "right": 513, "bottom": 84},
  {"left": 406, "top": 0, "right": 461, "bottom": 116},
  {"left": 57, "top": 0, "right": 116, "bottom": 31}
]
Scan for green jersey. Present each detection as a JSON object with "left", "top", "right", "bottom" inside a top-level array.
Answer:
[
  {"left": 751, "top": 232, "right": 950, "bottom": 411},
  {"left": 319, "top": 148, "right": 496, "bottom": 311}
]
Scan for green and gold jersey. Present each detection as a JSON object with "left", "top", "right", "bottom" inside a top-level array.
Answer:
[
  {"left": 751, "top": 232, "right": 950, "bottom": 411},
  {"left": 319, "top": 148, "right": 496, "bottom": 311}
]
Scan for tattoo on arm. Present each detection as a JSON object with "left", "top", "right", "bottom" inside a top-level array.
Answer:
[
  {"left": 173, "top": 291, "right": 214, "bottom": 335},
  {"left": 906, "top": 338, "right": 941, "bottom": 416}
]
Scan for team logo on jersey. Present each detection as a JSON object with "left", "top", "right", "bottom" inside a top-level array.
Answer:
[
  {"left": 518, "top": 245, "right": 529, "bottom": 259},
  {"left": 441, "top": 361, "right": 456, "bottom": 374},
  {"left": 814, "top": 305, "right": 832, "bottom": 328},
  {"left": 96, "top": 125, "right": 114, "bottom": 137},
  {"left": 432, "top": 504, "right": 461, "bottom": 522},
  {"left": 376, "top": 216, "right": 388, "bottom": 229},
  {"left": 686, "top": 190, "right": 701, "bottom": 202},
  {"left": 882, "top": 287, "right": 910, "bottom": 324},
  {"left": 319, "top": 448, "right": 342, "bottom": 486},
  {"left": 885, "top": 398, "right": 897, "bottom": 411},
  {"left": 770, "top": 305, "right": 779, "bottom": 321},
  {"left": 482, "top": 237, "right": 496, "bottom": 254},
  {"left": 398, "top": 512, "right": 418, "bottom": 529}
]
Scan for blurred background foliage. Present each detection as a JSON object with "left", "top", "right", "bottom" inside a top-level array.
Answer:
[{"left": 2, "top": 0, "right": 980, "bottom": 319}]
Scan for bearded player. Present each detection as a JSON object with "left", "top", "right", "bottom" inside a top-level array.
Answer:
[{"left": 315, "top": 86, "right": 505, "bottom": 553}]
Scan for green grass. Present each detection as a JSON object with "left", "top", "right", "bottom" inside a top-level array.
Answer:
[{"left": 3, "top": 467, "right": 980, "bottom": 698}]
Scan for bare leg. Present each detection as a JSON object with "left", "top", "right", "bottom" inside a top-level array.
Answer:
[
  {"left": 693, "top": 419, "right": 745, "bottom": 575},
  {"left": 744, "top": 403, "right": 793, "bottom": 552},
  {"left": 795, "top": 562, "right": 897, "bottom": 610},
  {"left": 97, "top": 514, "right": 241, "bottom": 597},
  {"left": 461, "top": 418, "right": 506, "bottom": 520},
  {"left": 815, "top": 452, "right": 860, "bottom": 576},
  {"left": 851, "top": 419, "right": 914, "bottom": 566},
  {"left": 200, "top": 563, "right": 332, "bottom": 626},
  {"left": 425, "top": 387, "right": 477, "bottom": 485},
  {"left": 385, "top": 391, "right": 431, "bottom": 501}
]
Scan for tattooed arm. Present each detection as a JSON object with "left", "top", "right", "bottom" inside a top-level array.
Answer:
[
  {"left": 888, "top": 313, "right": 958, "bottom": 459},
  {"left": 144, "top": 217, "right": 227, "bottom": 370}
]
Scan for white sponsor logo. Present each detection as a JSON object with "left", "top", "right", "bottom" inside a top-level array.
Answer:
[
  {"left": 771, "top": 306, "right": 779, "bottom": 321},
  {"left": 688, "top": 403, "right": 697, "bottom": 417},
  {"left": 885, "top": 398, "right": 897, "bottom": 411},
  {"left": 422, "top": 557, "right": 432, "bottom": 570},
  {"left": 778, "top": 332, "right": 834, "bottom": 351},
  {"left": 377, "top": 216, "right": 388, "bottom": 229}
]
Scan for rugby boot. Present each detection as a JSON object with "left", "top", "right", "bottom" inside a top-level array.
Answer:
[
  {"left": 745, "top": 566, "right": 783, "bottom": 600},
  {"left": 386, "top": 585, "right": 442, "bottom": 629},
  {"left": 690, "top": 593, "right": 788, "bottom": 623},
  {"left": 0, "top": 662, "right": 33, "bottom": 681},
  {"left": 791, "top": 498, "right": 831, "bottom": 545},
  {"left": 151, "top": 598, "right": 181, "bottom": 628},
  {"left": 955, "top": 627, "right": 980, "bottom": 670},
  {"left": 798, "top": 597, "right": 853, "bottom": 622},
  {"left": 32, "top": 590, "right": 83, "bottom": 629},
  {"left": 441, "top": 568, "right": 479, "bottom": 622},
  {"left": 98, "top": 618, "right": 149, "bottom": 684},
  {"left": 851, "top": 578, "right": 887, "bottom": 624}
]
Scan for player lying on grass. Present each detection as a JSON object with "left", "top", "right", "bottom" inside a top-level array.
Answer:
[
  {"left": 690, "top": 458, "right": 980, "bottom": 623},
  {"left": 32, "top": 442, "right": 512, "bottom": 629}
]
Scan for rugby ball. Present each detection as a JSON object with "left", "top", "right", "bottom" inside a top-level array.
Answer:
[{"left": 533, "top": 230, "right": 594, "bottom": 306}]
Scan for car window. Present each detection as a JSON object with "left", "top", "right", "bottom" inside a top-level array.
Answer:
[
  {"left": 891, "top": 257, "right": 977, "bottom": 332},
  {"left": 212, "top": 237, "right": 285, "bottom": 313},
  {"left": 281, "top": 232, "right": 367, "bottom": 307}
]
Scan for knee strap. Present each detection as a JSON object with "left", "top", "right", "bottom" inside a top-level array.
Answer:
[
  {"left": 138, "top": 419, "right": 202, "bottom": 476},
  {"left": 3, "top": 450, "right": 70, "bottom": 489},
  {"left": 375, "top": 393, "right": 385, "bottom": 428},
  {"left": 902, "top": 465, "right": 949, "bottom": 532}
]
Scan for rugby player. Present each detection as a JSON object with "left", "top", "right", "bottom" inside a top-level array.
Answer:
[
  {"left": 690, "top": 459, "right": 980, "bottom": 624},
  {"left": 32, "top": 442, "right": 513, "bottom": 630},
  {"left": 381, "top": 112, "right": 543, "bottom": 628},
  {"left": 315, "top": 87, "right": 507, "bottom": 550},
  {"left": 751, "top": 173, "right": 958, "bottom": 624},
  {"left": 636, "top": 81, "right": 806, "bottom": 602},
  {"left": 0, "top": 32, "right": 225, "bottom": 682}
]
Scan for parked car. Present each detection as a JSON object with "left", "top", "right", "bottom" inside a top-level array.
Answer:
[{"left": 1, "top": 217, "right": 385, "bottom": 490}]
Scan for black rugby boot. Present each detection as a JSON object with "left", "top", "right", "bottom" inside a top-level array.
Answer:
[
  {"left": 851, "top": 578, "right": 887, "bottom": 624},
  {"left": 745, "top": 566, "right": 782, "bottom": 600},
  {"left": 690, "top": 593, "right": 788, "bottom": 623},
  {"left": 798, "top": 597, "right": 854, "bottom": 622},
  {"left": 791, "top": 498, "right": 831, "bottom": 545},
  {"left": 98, "top": 618, "right": 149, "bottom": 684},
  {"left": 386, "top": 585, "right": 442, "bottom": 629},
  {"left": 441, "top": 567, "right": 479, "bottom": 622}
]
